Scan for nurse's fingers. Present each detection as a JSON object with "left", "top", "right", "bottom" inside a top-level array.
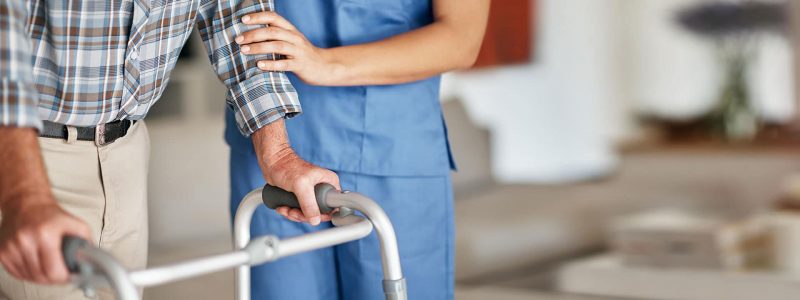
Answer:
[
  {"left": 257, "top": 59, "right": 296, "bottom": 72},
  {"left": 241, "top": 11, "right": 298, "bottom": 31},
  {"left": 241, "top": 41, "right": 298, "bottom": 57},
  {"left": 235, "top": 27, "right": 303, "bottom": 46}
]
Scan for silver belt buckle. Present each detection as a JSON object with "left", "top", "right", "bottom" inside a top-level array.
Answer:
[{"left": 94, "top": 124, "right": 107, "bottom": 146}]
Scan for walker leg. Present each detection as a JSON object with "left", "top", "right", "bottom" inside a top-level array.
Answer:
[{"left": 233, "top": 189, "right": 264, "bottom": 300}]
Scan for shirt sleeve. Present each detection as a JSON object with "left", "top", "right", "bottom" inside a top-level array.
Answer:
[
  {"left": 0, "top": 1, "right": 41, "bottom": 130},
  {"left": 196, "top": 0, "right": 301, "bottom": 137}
]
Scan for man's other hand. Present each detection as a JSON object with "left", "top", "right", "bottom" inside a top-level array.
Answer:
[
  {"left": 0, "top": 127, "right": 93, "bottom": 284},
  {"left": 0, "top": 200, "right": 92, "bottom": 284}
]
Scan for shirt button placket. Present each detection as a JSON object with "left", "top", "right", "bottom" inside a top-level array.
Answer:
[{"left": 120, "top": 1, "right": 150, "bottom": 119}]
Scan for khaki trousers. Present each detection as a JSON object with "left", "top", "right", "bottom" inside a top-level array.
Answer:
[{"left": 0, "top": 121, "right": 150, "bottom": 300}]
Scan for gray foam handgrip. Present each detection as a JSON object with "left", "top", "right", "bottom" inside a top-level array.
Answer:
[
  {"left": 62, "top": 236, "right": 89, "bottom": 273},
  {"left": 261, "top": 183, "right": 336, "bottom": 214}
]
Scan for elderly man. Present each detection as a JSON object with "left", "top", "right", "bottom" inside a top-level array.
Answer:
[{"left": 0, "top": 1, "right": 336, "bottom": 299}]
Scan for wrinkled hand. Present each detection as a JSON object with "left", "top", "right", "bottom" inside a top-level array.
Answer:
[
  {"left": 236, "top": 11, "right": 342, "bottom": 86},
  {"left": 262, "top": 147, "right": 341, "bottom": 225},
  {"left": 0, "top": 200, "right": 91, "bottom": 284}
]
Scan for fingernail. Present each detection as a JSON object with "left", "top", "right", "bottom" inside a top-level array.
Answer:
[
  {"left": 235, "top": 36, "right": 244, "bottom": 44},
  {"left": 311, "top": 217, "right": 320, "bottom": 226},
  {"left": 242, "top": 15, "right": 251, "bottom": 23},
  {"left": 241, "top": 46, "right": 250, "bottom": 53},
  {"left": 257, "top": 61, "right": 265, "bottom": 68}
]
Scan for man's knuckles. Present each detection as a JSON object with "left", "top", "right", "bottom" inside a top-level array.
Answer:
[{"left": 291, "top": 175, "right": 313, "bottom": 190}]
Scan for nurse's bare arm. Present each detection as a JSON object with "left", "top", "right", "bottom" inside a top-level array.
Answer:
[
  {"left": 250, "top": 119, "right": 340, "bottom": 225},
  {"left": 234, "top": 0, "right": 490, "bottom": 86}
]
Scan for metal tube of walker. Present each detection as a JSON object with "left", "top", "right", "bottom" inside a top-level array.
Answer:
[
  {"left": 325, "top": 191, "right": 407, "bottom": 300},
  {"left": 62, "top": 184, "right": 406, "bottom": 299},
  {"left": 234, "top": 184, "right": 407, "bottom": 300},
  {"left": 63, "top": 236, "right": 140, "bottom": 300},
  {"left": 62, "top": 184, "right": 405, "bottom": 299},
  {"left": 64, "top": 214, "right": 371, "bottom": 299},
  {"left": 233, "top": 188, "right": 264, "bottom": 300}
]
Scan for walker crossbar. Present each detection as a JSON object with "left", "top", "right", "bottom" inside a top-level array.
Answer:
[
  {"left": 235, "top": 184, "right": 406, "bottom": 300},
  {"left": 64, "top": 183, "right": 406, "bottom": 300}
]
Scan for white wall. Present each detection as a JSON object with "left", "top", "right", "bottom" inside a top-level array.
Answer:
[
  {"left": 629, "top": 0, "right": 723, "bottom": 119},
  {"left": 442, "top": 0, "right": 623, "bottom": 183},
  {"left": 443, "top": 0, "right": 795, "bottom": 183},
  {"left": 146, "top": 46, "right": 232, "bottom": 247},
  {"left": 750, "top": 34, "right": 795, "bottom": 122}
]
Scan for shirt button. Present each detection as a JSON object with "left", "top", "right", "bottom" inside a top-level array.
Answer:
[{"left": 130, "top": 50, "right": 139, "bottom": 60}]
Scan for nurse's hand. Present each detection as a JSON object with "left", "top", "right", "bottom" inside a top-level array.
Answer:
[{"left": 236, "top": 12, "right": 342, "bottom": 86}]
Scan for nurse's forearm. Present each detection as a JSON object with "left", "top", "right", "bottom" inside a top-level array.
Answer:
[
  {"left": 238, "top": 0, "right": 489, "bottom": 86},
  {"left": 324, "top": 0, "right": 490, "bottom": 86}
]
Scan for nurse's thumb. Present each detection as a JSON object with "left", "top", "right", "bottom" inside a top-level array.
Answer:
[{"left": 295, "top": 184, "right": 321, "bottom": 226}]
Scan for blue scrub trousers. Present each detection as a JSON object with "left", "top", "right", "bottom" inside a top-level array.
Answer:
[{"left": 229, "top": 146, "right": 455, "bottom": 300}]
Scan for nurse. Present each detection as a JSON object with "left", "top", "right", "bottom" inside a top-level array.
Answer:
[{"left": 226, "top": 0, "right": 489, "bottom": 299}]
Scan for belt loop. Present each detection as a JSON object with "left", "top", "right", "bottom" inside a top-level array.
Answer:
[{"left": 66, "top": 126, "right": 78, "bottom": 144}]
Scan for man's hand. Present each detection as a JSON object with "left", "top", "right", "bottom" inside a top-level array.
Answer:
[
  {"left": 252, "top": 119, "right": 340, "bottom": 225},
  {"left": 0, "top": 127, "right": 92, "bottom": 284},
  {"left": 262, "top": 148, "right": 340, "bottom": 224},
  {"left": 0, "top": 201, "right": 91, "bottom": 284}
]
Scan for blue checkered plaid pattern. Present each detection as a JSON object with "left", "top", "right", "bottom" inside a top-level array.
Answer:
[{"left": 0, "top": 0, "right": 300, "bottom": 136}]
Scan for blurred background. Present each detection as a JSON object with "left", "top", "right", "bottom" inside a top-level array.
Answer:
[{"left": 142, "top": 0, "right": 800, "bottom": 299}]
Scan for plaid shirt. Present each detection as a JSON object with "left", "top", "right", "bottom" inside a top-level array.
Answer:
[{"left": 0, "top": 0, "right": 300, "bottom": 136}]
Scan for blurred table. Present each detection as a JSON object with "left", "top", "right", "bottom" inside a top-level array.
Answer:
[
  {"left": 558, "top": 254, "right": 800, "bottom": 300},
  {"left": 458, "top": 286, "right": 621, "bottom": 300}
]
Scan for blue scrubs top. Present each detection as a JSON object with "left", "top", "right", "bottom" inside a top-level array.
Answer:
[{"left": 224, "top": 0, "right": 456, "bottom": 176}]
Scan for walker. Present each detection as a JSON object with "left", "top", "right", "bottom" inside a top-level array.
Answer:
[{"left": 63, "top": 183, "right": 407, "bottom": 300}]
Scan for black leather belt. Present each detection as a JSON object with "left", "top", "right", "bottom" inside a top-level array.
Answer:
[{"left": 40, "top": 120, "right": 135, "bottom": 146}]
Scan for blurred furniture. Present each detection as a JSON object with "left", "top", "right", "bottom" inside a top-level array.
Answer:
[
  {"left": 559, "top": 254, "right": 800, "bottom": 300},
  {"left": 456, "top": 286, "right": 609, "bottom": 300},
  {"left": 609, "top": 209, "right": 769, "bottom": 270},
  {"left": 444, "top": 99, "right": 800, "bottom": 283}
]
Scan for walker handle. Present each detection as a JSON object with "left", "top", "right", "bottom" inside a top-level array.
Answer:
[
  {"left": 62, "top": 236, "right": 90, "bottom": 273},
  {"left": 262, "top": 183, "right": 337, "bottom": 214}
]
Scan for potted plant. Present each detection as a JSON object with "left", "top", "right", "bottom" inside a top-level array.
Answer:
[{"left": 677, "top": 1, "right": 786, "bottom": 142}]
